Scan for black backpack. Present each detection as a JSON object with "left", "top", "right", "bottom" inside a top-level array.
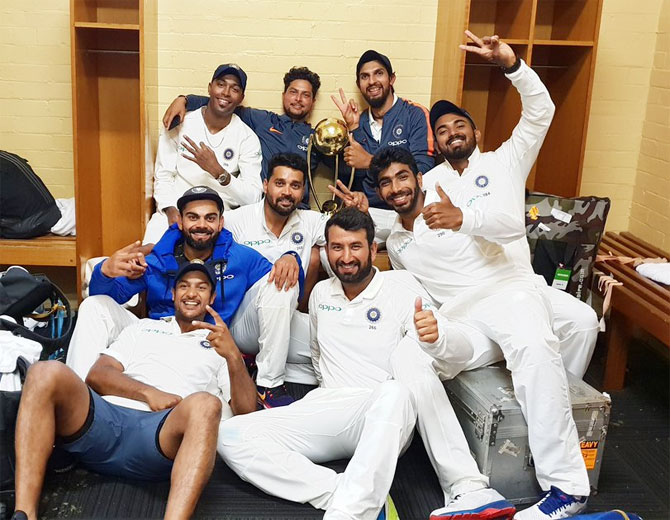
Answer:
[{"left": 0, "top": 150, "right": 62, "bottom": 238}]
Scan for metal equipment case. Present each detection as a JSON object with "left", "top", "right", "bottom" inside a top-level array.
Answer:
[{"left": 444, "top": 365, "right": 611, "bottom": 504}]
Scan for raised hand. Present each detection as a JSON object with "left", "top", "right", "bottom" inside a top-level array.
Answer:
[
  {"left": 101, "top": 240, "right": 150, "bottom": 279},
  {"left": 422, "top": 184, "right": 463, "bottom": 231},
  {"left": 181, "top": 135, "right": 226, "bottom": 179},
  {"left": 413, "top": 296, "right": 439, "bottom": 343},
  {"left": 343, "top": 133, "right": 373, "bottom": 170},
  {"left": 268, "top": 254, "right": 300, "bottom": 291},
  {"left": 162, "top": 95, "right": 187, "bottom": 129},
  {"left": 328, "top": 179, "right": 369, "bottom": 213},
  {"left": 191, "top": 305, "right": 241, "bottom": 361},
  {"left": 331, "top": 88, "right": 360, "bottom": 131},
  {"left": 459, "top": 30, "right": 517, "bottom": 69}
]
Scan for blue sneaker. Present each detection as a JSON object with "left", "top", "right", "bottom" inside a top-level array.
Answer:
[
  {"left": 514, "top": 486, "right": 587, "bottom": 520},
  {"left": 378, "top": 495, "right": 400, "bottom": 520},
  {"left": 257, "top": 384, "right": 295, "bottom": 408},
  {"left": 431, "top": 488, "right": 515, "bottom": 519}
]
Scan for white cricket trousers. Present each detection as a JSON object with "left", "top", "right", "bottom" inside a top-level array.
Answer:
[
  {"left": 441, "top": 279, "right": 590, "bottom": 496},
  {"left": 390, "top": 336, "right": 489, "bottom": 504},
  {"left": 218, "top": 380, "right": 417, "bottom": 520},
  {"left": 458, "top": 282, "right": 599, "bottom": 379},
  {"left": 66, "top": 275, "right": 310, "bottom": 386}
]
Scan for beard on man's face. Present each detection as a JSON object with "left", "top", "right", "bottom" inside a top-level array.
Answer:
[
  {"left": 267, "top": 193, "right": 298, "bottom": 216},
  {"left": 183, "top": 228, "right": 219, "bottom": 251},
  {"left": 333, "top": 251, "right": 373, "bottom": 284}
]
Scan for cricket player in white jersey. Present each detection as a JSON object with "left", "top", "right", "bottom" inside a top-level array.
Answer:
[
  {"left": 218, "top": 208, "right": 516, "bottom": 520},
  {"left": 144, "top": 63, "right": 263, "bottom": 244},
  {"left": 421, "top": 31, "right": 599, "bottom": 380},
  {"left": 223, "top": 152, "right": 328, "bottom": 384}
]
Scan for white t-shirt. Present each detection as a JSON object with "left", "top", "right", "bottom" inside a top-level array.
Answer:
[
  {"left": 153, "top": 109, "right": 263, "bottom": 212},
  {"left": 421, "top": 60, "right": 555, "bottom": 279},
  {"left": 103, "top": 318, "right": 231, "bottom": 412},
  {"left": 224, "top": 201, "right": 327, "bottom": 277},
  {"left": 308, "top": 268, "right": 446, "bottom": 389}
]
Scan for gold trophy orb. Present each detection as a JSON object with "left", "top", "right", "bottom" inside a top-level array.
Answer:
[
  {"left": 312, "top": 118, "right": 349, "bottom": 156},
  {"left": 307, "top": 118, "right": 356, "bottom": 214}
]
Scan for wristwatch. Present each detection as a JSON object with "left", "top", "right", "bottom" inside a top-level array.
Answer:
[{"left": 217, "top": 169, "right": 231, "bottom": 186}]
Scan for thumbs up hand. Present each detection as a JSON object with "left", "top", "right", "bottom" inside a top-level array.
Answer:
[
  {"left": 343, "top": 133, "right": 373, "bottom": 169},
  {"left": 422, "top": 183, "right": 463, "bottom": 230},
  {"left": 413, "top": 296, "right": 439, "bottom": 343}
]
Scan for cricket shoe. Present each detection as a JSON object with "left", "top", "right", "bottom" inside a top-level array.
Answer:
[
  {"left": 430, "top": 488, "right": 515, "bottom": 519},
  {"left": 257, "top": 384, "right": 295, "bottom": 408},
  {"left": 514, "top": 486, "right": 587, "bottom": 520}
]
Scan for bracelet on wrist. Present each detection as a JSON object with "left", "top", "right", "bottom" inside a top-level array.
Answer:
[{"left": 501, "top": 56, "right": 521, "bottom": 74}]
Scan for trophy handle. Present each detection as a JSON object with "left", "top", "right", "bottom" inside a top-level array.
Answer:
[
  {"left": 306, "top": 136, "right": 323, "bottom": 212},
  {"left": 347, "top": 165, "right": 355, "bottom": 191}
]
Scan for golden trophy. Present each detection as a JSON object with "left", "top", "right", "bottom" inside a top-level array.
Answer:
[{"left": 307, "top": 118, "right": 356, "bottom": 214}]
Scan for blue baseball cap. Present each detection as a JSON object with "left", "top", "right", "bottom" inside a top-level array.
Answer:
[
  {"left": 212, "top": 63, "right": 247, "bottom": 92},
  {"left": 175, "top": 259, "right": 217, "bottom": 289}
]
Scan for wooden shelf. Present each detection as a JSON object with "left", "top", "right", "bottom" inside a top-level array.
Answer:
[
  {"left": 0, "top": 236, "right": 76, "bottom": 267},
  {"left": 74, "top": 21, "right": 139, "bottom": 31},
  {"left": 534, "top": 39, "right": 594, "bottom": 47},
  {"left": 469, "top": 0, "right": 534, "bottom": 40},
  {"left": 72, "top": 0, "right": 139, "bottom": 25},
  {"left": 534, "top": 0, "right": 601, "bottom": 42}
]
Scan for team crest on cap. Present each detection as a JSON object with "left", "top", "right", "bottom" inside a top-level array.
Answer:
[
  {"left": 200, "top": 340, "right": 212, "bottom": 349},
  {"left": 223, "top": 148, "right": 235, "bottom": 160},
  {"left": 475, "top": 175, "right": 489, "bottom": 188},
  {"left": 291, "top": 232, "right": 304, "bottom": 245},
  {"left": 392, "top": 123, "right": 404, "bottom": 137},
  {"left": 366, "top": 307, "right": 381, "bottom": 323},
  {"left": 191, "top": 186, "right": 207, "bottom": 193}
]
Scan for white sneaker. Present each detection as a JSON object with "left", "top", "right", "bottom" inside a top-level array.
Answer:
[
  {"left": 514, "top": 486, "right": 587, "bottom": 520},
  {"left": 430, "top": 488, "right": 516, "bottom": 519}
]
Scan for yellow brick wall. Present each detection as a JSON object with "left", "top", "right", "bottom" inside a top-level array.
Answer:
[
  {"left": 151, "top": 0, "right": 439, "bottom": 201},
  {"left": 580, "top": 0, "right": 663, "bottom": 232},
  {"left": 0, "top": 1, "right": 73, "bottom": 198},
  {"left": 628, "top": 0, "right": 670, "bottom": 252}
]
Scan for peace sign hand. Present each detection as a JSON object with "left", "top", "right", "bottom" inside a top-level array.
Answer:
[
  {"left": 459, "top": 30, "right": 517, "bottom": 69},
  {"left": 191, "top": 306, "right": 241, "bottom": 361},
  {"left": 327, "top": 179, "right": 369, "bottom": 213},
  {"left": 422, "top": 184, "right": 463, "bottom": 230},
  {"left": 101, "top": 240, "right": 151, "bottom": 279},
  {"left": 181, "top": 135, "right": 226, "bottom": 179},
  {"left": 331, "top": 88, "right": 360, "bottom": 131}
]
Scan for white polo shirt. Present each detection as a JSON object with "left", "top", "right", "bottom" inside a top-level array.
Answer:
[
  {"left": 103, "top": 317, "right": 231, "bottom": 412},
  {"left": 387, "top": 187, "right": 529, "bottom": 304},
  {"left": 224, "top": 201, "right": 328, "bottom": 277},
  {"left": 153, "top": 109, "right": 263, "bottom": 212},
  {"left": 421, "top": 60, "right": 555, "bottom": 278},
  {"left": 309, "top": 268, "right": 446, "bottom": 390}
]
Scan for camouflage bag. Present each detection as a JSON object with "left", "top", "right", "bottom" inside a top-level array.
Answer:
[{"left": 525, "top": 192, "right": 610, "bottom": 301}]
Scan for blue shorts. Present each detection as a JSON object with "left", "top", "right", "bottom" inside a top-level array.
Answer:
[{"left": 59, "top": 389, "right": 174, "bottom": 480}]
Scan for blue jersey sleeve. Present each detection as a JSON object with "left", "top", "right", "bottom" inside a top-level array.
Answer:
[
  {"left": 89, "top": 261, "right": 148, "bottom": 304},
  {"left": 406, "top": 103, "right": 436, "bottom": 175},
  {"left": 184, "top": 95, "right": 209, "bottom": 112}
]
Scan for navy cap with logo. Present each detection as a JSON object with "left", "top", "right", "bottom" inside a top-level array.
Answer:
[
  {"left": 430, "top": 100, "right": 476, "bottom": 131},
  {"left": 176, "top": 186, "right": 224, "bottom": 213},
  {"left": 212, "top": 63, "right": 247, "bottom": 92},
  {"left": 175, "top": 259, "right": 217, "bottom": 290},
  {"left": 356, "top": 50, "right": 393, "bottom": 78}
]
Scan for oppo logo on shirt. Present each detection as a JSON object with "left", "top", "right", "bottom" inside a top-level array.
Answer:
[
  {"left": 318, "top": 304, "right": 342, "bottom": 312},
  {"left": 244, "top": 239, "right": 272, "bottom": 247},
  {"left": 387, "top": 139, "right": 408, "bottom": 146},
  {"left": 394, "top": 237, "right": 413, "bottom": 256}
]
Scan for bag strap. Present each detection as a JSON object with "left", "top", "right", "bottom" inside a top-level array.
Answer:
[{"left": 0, "top": 281, "right": 73, "bottom": 347}]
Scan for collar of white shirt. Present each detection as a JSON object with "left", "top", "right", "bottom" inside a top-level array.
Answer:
[
  {"left": 368, "top": 93, "right": 399, "bottom": 142},
  {"left": 259, "top": 201, "right": 302, "bottom": 238},
  {"left": 327, "top": 266, "right": 383, "bottom": 302}
]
